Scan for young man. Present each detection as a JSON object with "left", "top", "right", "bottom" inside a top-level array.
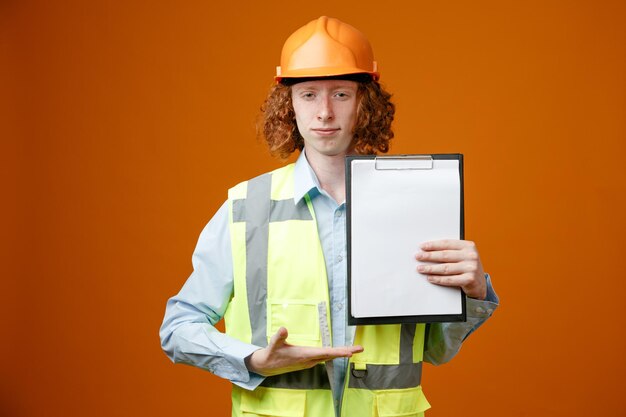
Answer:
[{"left": 160, "top": 16, "right": 498, "bottom": 417}]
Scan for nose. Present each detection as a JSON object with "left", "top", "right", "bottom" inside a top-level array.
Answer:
[{"left": 317, "top": 96, "right": 334, "bottom": 121}]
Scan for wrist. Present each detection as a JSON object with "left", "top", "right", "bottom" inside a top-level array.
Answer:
[
  {"left": 466, "top": 272, "right": 487, "bottom": 300},
  {"left": 244, "top": 351, "right": 257, "bottom": 373},
  {"left": 245, "top": 349, "right": 265, "bottom": 374}
]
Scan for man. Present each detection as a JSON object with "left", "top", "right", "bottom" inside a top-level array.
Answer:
[{"left": 160, "top": 16, "right": 498, "bottom": 417}]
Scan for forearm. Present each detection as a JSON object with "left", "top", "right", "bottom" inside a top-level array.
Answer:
[{"left": 160, "top": 298, "right": 265, "bottom": 389}]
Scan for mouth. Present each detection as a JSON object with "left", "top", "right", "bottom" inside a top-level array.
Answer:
[{"left": 311, "top": 128, "right": 340, "bottom": 136}]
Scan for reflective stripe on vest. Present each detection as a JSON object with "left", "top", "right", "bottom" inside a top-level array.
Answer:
[
  {"left": 230, "top": 172, "right": 314, "bottom": 348},
  {"left": 348, "top": 323, "right": 422, "bottom": 390}
]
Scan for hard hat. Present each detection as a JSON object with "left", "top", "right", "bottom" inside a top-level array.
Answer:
[{"left": 275, "top": 16, "right": 379, "bottom": 82}]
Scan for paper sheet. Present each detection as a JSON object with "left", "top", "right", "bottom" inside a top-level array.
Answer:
[{"left": 349, "top": 158, "right": 463, "bottom": 319}]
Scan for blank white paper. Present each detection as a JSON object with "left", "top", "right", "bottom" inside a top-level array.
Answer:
[{"left": 350, "top": 158, "right": 463, "bottom": 319}]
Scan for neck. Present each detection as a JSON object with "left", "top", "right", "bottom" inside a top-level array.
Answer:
[{"left": 305, "top": 150, "right": 347, "bottom": 204}]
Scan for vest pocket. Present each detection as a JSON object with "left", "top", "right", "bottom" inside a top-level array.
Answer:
[
  {"left": 267, "top": 300, "right": 320, "bottom": 346},
  {"left": 375, "top": 387, "right": 431, "bottom": 417},
  {"left": 240, "top": 386, "right": 306, "bottom": 417}
]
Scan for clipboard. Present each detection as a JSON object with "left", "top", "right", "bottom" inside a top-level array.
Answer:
[{"left": 346, "top": 154, "right": 466, "bottom": 325}]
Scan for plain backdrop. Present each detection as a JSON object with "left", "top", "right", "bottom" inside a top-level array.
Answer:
[{"left": 2, "top": 0, "right": 625, "bottom": 416}]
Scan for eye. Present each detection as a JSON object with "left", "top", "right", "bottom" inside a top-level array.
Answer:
[
  {"left": 334, "top": 91, "right": 351, "bottom": 99},
  {"left": 299, "top": 92, "right": 315, "bottom": 100}
]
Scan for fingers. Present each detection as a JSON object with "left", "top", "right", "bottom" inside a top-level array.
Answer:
[
  {"left": 416, "top": 239, "right": 486, "bottom": 299},
  {"left": 415, "top": 249, "right": 471, "bottom": 263},
  {"left": 416, "top": 240, "right": 481, "bottom": 275},
  {"left": 417, "top": 262, "right": 476, "bottom": 276},
  {"left": 423, "top": 273, "right": 473, "bottom": 288},
  {"left": 276, "top": 326, "right": 288, "bottom": 339},
  {"left": 250, "top": 341, "right": 364, "bottom": 376},
  {"left": 332, "top": 345, "right": 364, "bottom": 356},
  {"left": 268, "top": 328, "right": 361, "bottom": 362},
  {"left": 309, "top": 346, "right": 363, "bottom": 362},
  {"left": 349, "top": 345, "right": 364, "bottom": 354},
  {"left": 425, "top": 273, "right": 487, "bottom": 299},
  {"left": 303, "top": 345, "right": 363, "bottom": 361},
  {"left": 420, "top": 239, "right": 475, "bottom": 251},
  {"left": 268, "top": 327, "right": 289, "bottom": 350}
]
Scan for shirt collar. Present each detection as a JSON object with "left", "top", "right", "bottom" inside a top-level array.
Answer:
[{"left": 293, "top": 150, "right": 322, "bottom": 204}]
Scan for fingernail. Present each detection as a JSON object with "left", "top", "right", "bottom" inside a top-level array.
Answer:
[{"left": 417, "top": 265, "right": 426, "bottom": 273}]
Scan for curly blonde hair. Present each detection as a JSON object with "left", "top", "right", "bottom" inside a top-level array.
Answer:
[{"left": 258, "top": 79, "right": 395, "bottom": 159}]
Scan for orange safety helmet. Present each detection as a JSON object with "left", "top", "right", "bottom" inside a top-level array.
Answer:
[{"left": 275, "top": 16, "right": 379, "bottom": 82}]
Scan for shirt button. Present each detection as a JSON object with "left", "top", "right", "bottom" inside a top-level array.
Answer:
[
  {"left": 337, "top": 254, "right": 343, "bottom": 262},
  {"left": 335, "top": 211, "right": 342, "bottom": 218},
  {"left": 487, "top": 308, "right": 493, "bottom": 314},
  {"left": 335, "top": 303, "right": 343, "bottom": 311},
  {"left": 475, "top": 306, "right": 485, "bottom": 314}
]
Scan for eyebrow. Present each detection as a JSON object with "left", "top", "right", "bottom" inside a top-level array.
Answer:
[{"left": 293, "top": 83, "right": 357, "bottom": 92}]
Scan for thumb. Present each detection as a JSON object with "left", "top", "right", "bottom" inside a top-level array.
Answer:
[{"left": 269, "top": 327, "right": 289, "bottom": 350}]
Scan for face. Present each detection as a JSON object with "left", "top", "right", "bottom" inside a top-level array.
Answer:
[{"left": 291, "top": 79, "right": 359, "bottom": 161}]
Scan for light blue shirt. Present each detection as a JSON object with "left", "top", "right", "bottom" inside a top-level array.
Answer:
[{"left": 160, "top": 151, "right": 499, "bottom": 411}]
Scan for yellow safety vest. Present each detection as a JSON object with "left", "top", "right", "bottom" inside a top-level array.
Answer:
[{"left": 224, "top": 164, "right": 431, "bottom": 417}]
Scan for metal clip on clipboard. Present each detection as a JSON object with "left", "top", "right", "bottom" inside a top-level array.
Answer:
[{"left": 374, "top": 155, "right": 434, "bottom": 170}]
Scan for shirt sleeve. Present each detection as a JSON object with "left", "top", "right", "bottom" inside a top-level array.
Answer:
[
  {"left": 423, "top": 273, "right": 499, "bottom": 366},
  {"left": 159, "top": 201, "right": 265, "bottom": 390}
]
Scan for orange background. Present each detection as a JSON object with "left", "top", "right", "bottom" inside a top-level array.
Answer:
[{"left": 2, "top": 0, "right": 625, "bottom": 416}]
